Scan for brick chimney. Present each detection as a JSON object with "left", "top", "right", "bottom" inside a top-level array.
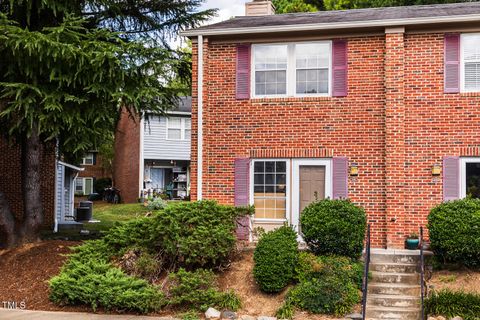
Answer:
[{"left": 245, "top": 0, "right": 275, "bottom": 16}]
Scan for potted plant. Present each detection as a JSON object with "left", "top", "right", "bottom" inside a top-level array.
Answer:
[{"left": 406, "top": 233, "right": 419, "bottom": 250}]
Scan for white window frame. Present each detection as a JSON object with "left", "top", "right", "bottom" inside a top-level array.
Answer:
[
  {"left": 250, "top": 159, "right": 291, "bottom": 223},
  {"left": 251, "top": 41, "right": 332, "bottom": 99},
  {"left": 460, "top": 157, "right": 480, "bottom": 198},
  {"left": 291, "top": 158, "right": 332, "bottom": 236},
  {"left": 460, "top": 33, "right": 480, "bottom": 93},
  {"left": 75, "top": 177, "right": 93, "bottom": 195},
  {"left": 81, "top": 153, "right": 94, "bottom": 165},
  {"left": 166, "top": 117, "right": 191, "bottom": 141}
]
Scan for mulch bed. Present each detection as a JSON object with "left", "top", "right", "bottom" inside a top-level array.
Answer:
[{"left": 0, "top": 240, "right": 90, "bottom": 312}]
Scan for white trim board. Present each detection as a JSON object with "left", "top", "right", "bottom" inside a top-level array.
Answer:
[{"left": 460, "top": 157, "right": 480, "bottom": 198}]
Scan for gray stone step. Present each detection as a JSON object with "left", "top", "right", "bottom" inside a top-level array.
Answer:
[
  {"left": 366, "top": 306, "right": 421, "bottom": 320},
  {"left": 367, "top": 294, "right": 420, "bottom": 308},
  {"left": 370, "top": 253, "right": 420, "bottom": 264},
  {"left": 370, "top": 262, "right": 418, "bottom": 274},
  {"left": 368, "top": 283, "right": 421, "bottom": 296},
  {"left": 370, "top": 272, "right": 420, "bottom": 284}
]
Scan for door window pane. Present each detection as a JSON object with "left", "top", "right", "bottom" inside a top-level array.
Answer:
[
  {"left": 466, "top": 162, "right": 480, "bottom": 198},
  {"left": 253, "top": 160, "right": 287, "bottom": 219}
]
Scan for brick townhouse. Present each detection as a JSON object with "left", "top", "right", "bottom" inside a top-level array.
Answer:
[{"left": 183, "top": 1, "right": 480, "bottom": 248}]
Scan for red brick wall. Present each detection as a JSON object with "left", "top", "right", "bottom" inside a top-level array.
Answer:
[
  {"left": 78, "top": 154, "right": 110, "bottom": 180},
  {"left": 113, "top": 108, "right": 140, "bottom": 203},
  {"left": 0, "top": 137, "right": 56, "bottom": 227},
  {"left": 190, "top": 30, "right": 480, "bottom": 248},
  {"left": 192, "top": 36, "right": 389, "bottom": 247}
]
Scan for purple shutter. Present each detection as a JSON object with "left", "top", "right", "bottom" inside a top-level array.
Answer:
[
  {"left": 444, "top": 33, "right": 460, "bottom": 94},
  {"left": 332, "top": 157, "right": 348, "bottom": 199},
  {"left": 332, "top": 40, "right": 348, "bottom": 97},
  {"left": 443, "top": 156, "right": 460, "bottom": 201},
  {"left": 236, "top": 44, "right": 251, "bottom": 100},
  {"left": 234, "top": 158, "right": 250, "bottom": 240}
]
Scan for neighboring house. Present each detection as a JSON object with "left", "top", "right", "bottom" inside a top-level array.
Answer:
[
  {"left": 183, "top": 1, "right": 480, "bottom": 248},
  {"left": 76, "top": 151, "right": 110, "bottom": 196},
  {"left": 54, "top": 160, "right": 84, "bottom": 230},
  {"left": 114, "top": 97, "right": 192, "bottom": 203}
]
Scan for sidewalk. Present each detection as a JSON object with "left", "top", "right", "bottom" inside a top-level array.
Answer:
[{"left": 0, "top": 309, "right": 179, "bottom": 320}]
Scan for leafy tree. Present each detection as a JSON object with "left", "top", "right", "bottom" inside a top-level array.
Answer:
[
  {"left": 324, "top": 0, "right": 477, "bottom": 10},
  {"left": 0, "top": 0, "right": 215, "bottom": 248},
  {"left": 273, "top": 0, "right": 323, "bottom": 13}
]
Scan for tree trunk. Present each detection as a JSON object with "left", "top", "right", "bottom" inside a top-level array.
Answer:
[
  {"left": 20, "top": 124, "right": 43, "bottom": 243},
  {"left": 0, "top": 191, "right": 16, "bottom": 248}
]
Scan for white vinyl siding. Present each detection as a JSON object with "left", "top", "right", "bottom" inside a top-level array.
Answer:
[
  {"left": 461, "top": 33, "right": 480, "bottom": 92},
  {"left": 143, "top": 115, "right": 191, "bottom": 160},
  {"left": 251, "top": 41, "right": 332, "bottom": 98}
]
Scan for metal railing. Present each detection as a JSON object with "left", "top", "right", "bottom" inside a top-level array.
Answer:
[
  {"left": 420, "top": 226, "right": 425, "bottom": 320},
  {"left": 362, "top": 223, "right": 371, "bottom": 320}
]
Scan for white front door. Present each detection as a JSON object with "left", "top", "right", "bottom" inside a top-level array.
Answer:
[{"left": 291, "top": 159, "right": 332, "bottom": 236}]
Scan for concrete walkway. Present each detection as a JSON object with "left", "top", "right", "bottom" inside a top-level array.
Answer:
[{"left": 0, "top": 309, "right": 179, "bottom": 320}]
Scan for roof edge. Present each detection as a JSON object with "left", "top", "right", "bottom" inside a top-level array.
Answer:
[{"left": 181, "top": 14, "right": 480, "bottom": 37}]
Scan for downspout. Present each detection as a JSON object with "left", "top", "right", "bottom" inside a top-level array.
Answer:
[
  {"left": 197, "top": 34, "right": 203, "bottom": 200},
  {"left": 139, "top": 114, "right": 145, "bottom": 200}
]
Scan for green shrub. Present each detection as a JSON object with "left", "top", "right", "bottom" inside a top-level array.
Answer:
[
  {"left": 167, "top": 268, "right": 241, "bottom": 311},
  {"left": 428, "top": 198, "right": 480, "bottom": 267},
  {"left": 150, "top": 200, "right": 253, "bottom": 269},
  {"left": 49, "top": 253, "right": 164, "bottom": 313},
  {"left": 295, "top": 252, "right": 364, "bottom": 289},
  {"left": 103, "top": 217, "right": 154, "bottom": 254},
  {"left": 276, "top": 301, "right": 296, "bottom": 319},
  {"left": 146, "top": 197, "right": 167, "bottom": 210},
  {"left": 287, "top": 275, "right": 360, "bottom": 316},
  {"left": 253, "top": 225, "right": 298, "bottom": 293},
  {"left": 425, "top": 290, "right": 480, "bottom": 320},
  {"left": 300, "top": 199, "right": 367, "bottom": 259}
]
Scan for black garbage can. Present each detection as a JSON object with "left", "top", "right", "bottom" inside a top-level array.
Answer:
[{"left": 76, "top": 201, "right": 93, "bottom": 221}]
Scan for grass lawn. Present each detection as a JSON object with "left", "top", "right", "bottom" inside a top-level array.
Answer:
[{"left": 90, "top": 201, "right": 149, "bottom": 230}]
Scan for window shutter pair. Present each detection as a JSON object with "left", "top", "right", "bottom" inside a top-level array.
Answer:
[
  {"left": 444, "top": 33, "right": 461, "bottom": 93},
  {"left": 443, "top": 156, "right": 460, "bottom": 201},
  {"left": 235, "top": 40, "right": 348, "bottom": 99},
  {"left": 234, "top": 158, "right": 250, "bottom": 240}
]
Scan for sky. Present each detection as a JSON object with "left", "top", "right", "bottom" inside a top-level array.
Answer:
[{"left": 200, "top": 0, "right": 246, "bottom": 24}]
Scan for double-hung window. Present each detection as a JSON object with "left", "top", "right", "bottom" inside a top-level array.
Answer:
[
  {"left": 166, "top": 117, "right": 191, "bottom": 140},
  {"left": 81, "top": 153, "right": 94, "bottom": 165},
  {"left": 461, "top": 34, "right": 480, "bottom": 92},
  {"left": 252, "top": 42, "right": 331, "bottom": 98}
]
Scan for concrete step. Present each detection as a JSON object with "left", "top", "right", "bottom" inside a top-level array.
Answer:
[
  {"left": 367, "top": 294, "right": 420, "bottom": 308},
  {"left": 370, "top": 252, "right": 420, "bottom": 264},
  {"left": 368, "top": 283, "right": 421, "bottom": 296},
  {"left": 370, "top": 272, "right": 420, "bottom": 284},
  {"left": 370, "top": 262, "right": 418, "bottom": 274},
  {"left": 366, "top": 306, "right": 421, "bottom": 319}
]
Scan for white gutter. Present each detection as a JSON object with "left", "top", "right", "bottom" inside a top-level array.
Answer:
[
  {"left": 181, "top": 14, "right": 480, "bottom": 37},
  {"left": 197, "top": 34, "right": 203, "bottom": 200},
  {"left": 139, "top": 115, "right": 145, "bottom": 198}
]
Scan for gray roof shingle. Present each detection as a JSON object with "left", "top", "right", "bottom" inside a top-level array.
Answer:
[{"left": 183, "top": 2, "right": 480, "bottom": 36}]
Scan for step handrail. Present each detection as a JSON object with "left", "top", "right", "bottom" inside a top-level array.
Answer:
[
  {"left": 420, "top": 226, "right": 425, "bottom": 320},
  {"left": 362, "top": 223, "right": 371, "bottom": 320}
]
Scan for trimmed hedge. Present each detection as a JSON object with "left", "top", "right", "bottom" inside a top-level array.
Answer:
[
  {"left": 428, "top": 198, "right": 480, "bottom": 267},
  {"left": 425, "top": 290, "right": 480, "bottom": 320},
  {"left": 253, "top": 225, "right": 299, "bottom": 293},
  {"left": 300, "top": 199, "right": 367, "bottom": 259}
]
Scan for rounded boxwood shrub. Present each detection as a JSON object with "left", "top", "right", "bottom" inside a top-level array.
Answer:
[
  {"left": 300, "top": 199, "right": 366, "bottom": 258},
  {"left": 428, "top": 198, "right": 480, "bottom": 267},
  {"left": 253, "top": 225, "right": 298, "bottom": 293}
]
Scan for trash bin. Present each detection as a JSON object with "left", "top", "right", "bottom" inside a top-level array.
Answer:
[{"left": 77, "top": 201, "right": 93, "bottom": 221}]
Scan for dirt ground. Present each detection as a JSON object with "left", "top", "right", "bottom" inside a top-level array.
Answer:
[
  {"left": 428, "top": 269, "right": 480, "bottom": 294},
  {"left": 0, "top": 241, "right": 343, "bottom": 319},
  {"left": 217, "top": 249, "right": 342, "bottom": 320}
]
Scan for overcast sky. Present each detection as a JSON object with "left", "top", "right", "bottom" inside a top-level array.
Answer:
[{"left": 200, "top": 0, "right": 246, "bottom": 24}]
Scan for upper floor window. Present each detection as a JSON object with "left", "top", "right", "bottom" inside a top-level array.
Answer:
[
  {"left": 461, "top": 34, "right": 480, "bottom": 92},
  {"left": 167, "top": 117, "right": 191, "bottom": 140},
  {"left": 81, "top": 153, "right": 94, "bottom": 165},
  {"left": 252, "top": 41, "right": 331, "bottom": 98}
]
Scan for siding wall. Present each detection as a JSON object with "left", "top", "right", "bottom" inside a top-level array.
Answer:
[
  {"left": 143, "top": 115, "right": 191, "bottom": 161},
  {"left": 55, "top": 163, "right": 64, "bottom": 222}
]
